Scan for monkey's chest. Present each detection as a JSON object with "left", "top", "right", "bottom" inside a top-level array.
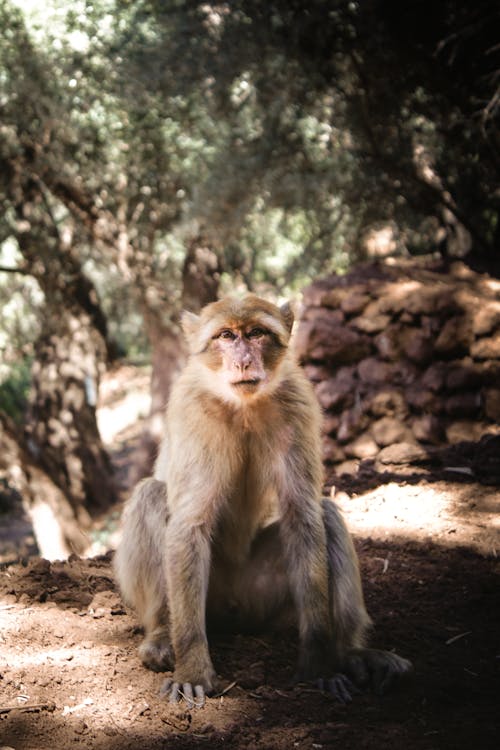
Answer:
[{"left": 215, "top": 475, "right": 280, "bottom": 566}]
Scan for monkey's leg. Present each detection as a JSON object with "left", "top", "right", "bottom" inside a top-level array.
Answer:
[
  {"left": 207, "top": 522, "right": 293, "bottom": 632},
  {"left": 323, "top": 499, "right": 412, "bottom": 698},
  {"left": 114, "top": 479, "right": 173, "bottom": 672}
]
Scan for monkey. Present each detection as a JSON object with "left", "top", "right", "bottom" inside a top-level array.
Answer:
[{"left": 114, "top": 294, "right": 411, "bottom": 707}]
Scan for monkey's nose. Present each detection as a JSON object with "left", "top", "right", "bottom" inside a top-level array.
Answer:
[{"left": 234, "top": 358, "right": 251, "bottom": 372}]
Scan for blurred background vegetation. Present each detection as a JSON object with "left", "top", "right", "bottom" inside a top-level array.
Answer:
[{"left": 0, "top": 0, "right": 498, "bottom": 557}]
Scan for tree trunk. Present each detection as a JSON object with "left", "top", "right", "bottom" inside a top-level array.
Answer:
[
  {"left": 181, "top": 234, "right": 222, "bottom": 312},
  {"left": 2, "top": 166, "right": 119, "bottom": 557},
  {"left": 132, "top": 236, "right": 222, "bottom": 479},
  {"left": 1, "top": 415, "right": 89, "bottom": 560},
  {"left": 132, "top": 308, "right": 185, "bottom": 480},
  {"left": 26, "top": 309, "right": 117, "bottom": 518}
]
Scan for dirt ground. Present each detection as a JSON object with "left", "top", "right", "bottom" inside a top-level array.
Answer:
[{"left": 0, "top": 367, "right": 498, "bottom": 750}]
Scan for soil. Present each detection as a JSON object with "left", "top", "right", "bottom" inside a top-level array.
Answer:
[{"left": 1, "top": 366, "right": 499, "bottom": 750}]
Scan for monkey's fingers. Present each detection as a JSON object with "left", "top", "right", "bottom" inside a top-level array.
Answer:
[
  {"left": 160, "top": 678, "right": 206, "bottom": 708},
  {"left": 193, "top": 685, "right": 206, "bottom": 707},
  {"left": 180, "top": 682, "right": 194, "bottom": 708},
  {"left": 345, "top": 652, "right": 370, "bottom": 687},
  {"left": 315, "top": 674, "right": 358, "bottom": 705},
  {"left": 159, "top": 677, "right": 177, "bottom": 701}
]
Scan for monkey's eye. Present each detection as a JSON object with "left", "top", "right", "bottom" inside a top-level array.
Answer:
[
  {"left": 247, "top": 327, "right": 268, "bottom": 339},
  {"left": 217, "top": 329, "right": 237, "bottom": 340}
]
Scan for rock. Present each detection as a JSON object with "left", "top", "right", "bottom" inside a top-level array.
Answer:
[
  {"left": 377, "top": 442, "right": 428, "bottom": 464},
  {"left": 294, "top": 320, "right": 371, "bottom": 364},
  {"left": 302, "top": 279, "right": 338, "bottom": 307},
  {"left": 337, "top": 408, "right": 368, "bottom": 443},
  {"left": 445, "top": 359, "right": 483, "bottom": 390},
  {"left": 322, "top": 413, "right": 340, "bottom": 436},
  {"left": 435, "top": 316, "right": 473, "bottom": 356},
  {"left": 322, "top": 437, "right": 345, "bottom": 464},
  {"left": 333, "top": 459, "right": 360, "bottom": 475},
  {"left": 30, "top": 558, "right": 52, "bottom": 574},
  {"left": 399, "top": 328, "right": 434, "bottom": 364},
  {"left": 377, "top": 280, "right": 422, "bottom": 314},
  {"left": 374, "top": 325, "right": 401, "bottom": 360},
  {"left": 446, "top": 421, "right": 497, "bottom": 444},
  {"left": 315, "top": 367, "right": 357, "bottom": 411},
  {"left": 392, "top": 360, "right": 419, "bottom": 385},
  {"left": 358, "top": 358, "right": 396, "bottom": 385},
  {"left": 302, "top": 363, "right": 332, "bottom": 383},
  {"left": 381, "top": 284, "right": 457, "bottom": 316},
  {"left": 302, "top": 307, "right": 344, "bottom": 325},
  {"left": 299, "top": 261, "right": 499, "bottom": 467},
  {"left": 366, "top": 389, "right": 408, "bottom": 418},
  {"left": 471, "top": 336, "right": 500, "bottom": 360},
  {"left": 405, "top": 386, "right": 440, "bottom": 412},
  {"left": 483, "top": 388, "right": 500, "bottom": 421},
  {"left": 340, "top": 291, "right": 371, "bottom": 315},
  {"left": 318, "top": 287, "right": 351, "bottom": 308},
  {"left": 481, "top": 360, "right": 500, "bottom": 386},
  {"left": 472, "top": 301, "right": 500, "bottom": 336},
  {"left": 411, "top": 415, "right": 445, "bottom": 445},
  {"left": 345, "top": 433, "right": 379, "bottom": 459},
  {"left": 445, "top": 392, "right": 481, "bottom": 417},
  {"left": 351, "top": 312, "right": 392, "bottom": 333},
  {"left": 422, "top": 363, "right": 447, "bottom": 391},
  {"left": 371, "top": 417, "right": 413, "bottom": 447}
]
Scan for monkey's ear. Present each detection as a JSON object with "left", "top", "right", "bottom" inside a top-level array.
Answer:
[
  {"left": 280, "top": 302, "right": 294, "bottom": 333},
  {"left": 181, "top": 311, "right": 201, "bottom": 347}
]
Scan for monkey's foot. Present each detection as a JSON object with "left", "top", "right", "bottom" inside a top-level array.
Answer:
[
  {"left": 345, "top": 648, "right": 413, "bottom": 695},
  {"left": 138, "top": 638, "right": 173, "bottom": 672}
]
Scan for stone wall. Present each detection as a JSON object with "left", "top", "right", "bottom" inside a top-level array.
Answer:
[{"left": 296, "top": 260, "right": 500, "bottom": 474}]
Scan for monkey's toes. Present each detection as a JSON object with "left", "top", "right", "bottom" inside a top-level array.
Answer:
[
  {"left": 372, "top": 653, "right": 413, "bottom": 695},
  {"left": 349, "top": 648, "right": 413, "bottom": 695},
  {"left": 160, "top": 678, "right": 206, "bottom": 708}
]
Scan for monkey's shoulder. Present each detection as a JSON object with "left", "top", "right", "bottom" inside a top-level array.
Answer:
[{"left": 275, "top": 369, "right": 321, "bottom": 419}]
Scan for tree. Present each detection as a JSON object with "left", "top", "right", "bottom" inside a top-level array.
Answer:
[
  {"left": 0, "top": 413, "right": 89, "bottom": 559},
  {"left": 0, "top": 4, "right": 120, "bottom": 552},
  {"left": 116, "top": 0, "right": 498, "bottom": 263},
  {"left": 1, "top": 0, "right": 498, "bottom": 556}
]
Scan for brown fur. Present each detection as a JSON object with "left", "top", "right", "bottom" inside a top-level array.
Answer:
[{"left": 114, "top": 295, "right": 411, "bottom": 703}]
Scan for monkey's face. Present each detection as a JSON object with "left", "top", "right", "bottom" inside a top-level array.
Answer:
[
  {"left": 182, "top": 295, "right": 294, "bottom": 404},
  {"left": 208, "top": 325, "right": 278, "bottom": 396}
]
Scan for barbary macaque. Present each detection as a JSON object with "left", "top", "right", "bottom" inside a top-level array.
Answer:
[{"left": 114, "top": 294, "right": 411, "bottom": 707}]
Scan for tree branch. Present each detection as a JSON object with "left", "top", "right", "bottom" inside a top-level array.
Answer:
[{"left": 0, "top": 265, "right": 31, "bottom": 275}]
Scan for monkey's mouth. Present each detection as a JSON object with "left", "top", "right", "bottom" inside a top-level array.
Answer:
[{"left": 231, "top": 378, "right": 261, "bottom": 388}]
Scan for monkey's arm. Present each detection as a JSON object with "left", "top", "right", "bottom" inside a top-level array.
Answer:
[
  {"left": 162, "top": 509, "right": 218, "bottom": 707},
  {"left": 279, "top": 444, "right": 333, "bottom": 682}
]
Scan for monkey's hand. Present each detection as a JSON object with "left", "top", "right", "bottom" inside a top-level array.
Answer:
[
  {"left": 160, "top": 677, "right": 209, "bottom": 709},
  {"left": 138, "top": 637, "right": 173, "bottom": 672},
  {"left": 160, "top": 667, "right": 223, "bottom": 709},
  {"left": 295, "top": 641, "right": 360, "bottom": 704},
  {"left": 314, "top": 674, "right": 360, "bottom": 704},
  {"left": 344, "top": 647, "right": 413, "bottom": 696}
]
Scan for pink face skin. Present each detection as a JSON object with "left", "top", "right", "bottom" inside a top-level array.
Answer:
[
  {"left": 212, "top": 326, "right": 270, "bottom": 393},
  {"left": 182, "top": 295, "right": 293, "bottom": 404}
]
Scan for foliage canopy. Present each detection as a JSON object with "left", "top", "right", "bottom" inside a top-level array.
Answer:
[{"left": 0, "top": 0, "right": 498, "bottom": 372}]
